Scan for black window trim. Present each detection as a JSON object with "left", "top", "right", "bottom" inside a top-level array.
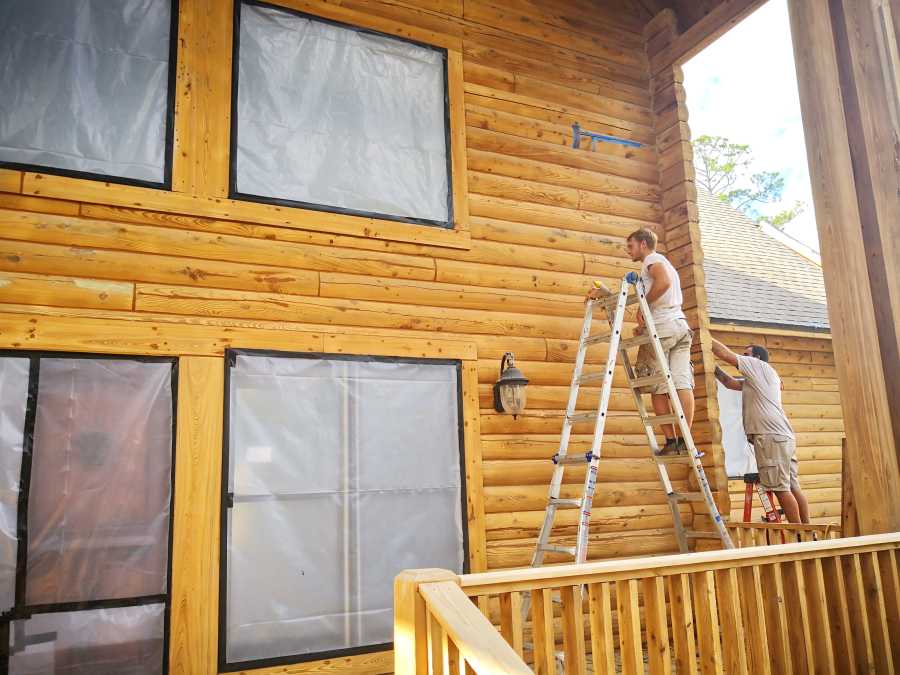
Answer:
[
  {"left": 229, "top": 0, "right": 455, "bottom": 230},
  {"left": 0, "top": 350, "right": 179, "bottom": 675},
  {"left": 219, "top": 348, "right": 469, "bottom": 672},
  {"left": 0, "top": 0, "right": 181, "bottom": 190}
]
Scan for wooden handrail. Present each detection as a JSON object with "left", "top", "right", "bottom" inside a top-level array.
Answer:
[{"left": 459, "top": 532, "right": 898, "bottom": 595}]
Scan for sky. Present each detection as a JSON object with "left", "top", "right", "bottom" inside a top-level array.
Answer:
[{"left": 682, "top": 0, "right": 821, "bottom": 252}]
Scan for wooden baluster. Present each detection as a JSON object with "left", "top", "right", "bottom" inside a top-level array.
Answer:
[
  {"left": 531, "top": 588, "right": 556, "bottom": 675},
  {"left": 588, "top": 582, "right": 616, "bottom": 675},
  {"left": 616, "top": 579, "right": 643, "bottom": 675},
  {"left": 781, "top": 559, "right": 814, "bottom": 673},
  {"left": 753, "top": 529, "right": 765, "bottom": 547},
  {"left": 844, "top": 553, "right": 876, "bottom": 673},
  {"left": 559, "top": 585, "right": 587, "bottom": 675},
  {"left": 499, "top": 591, "right": 524, "bottom": 658},
  {"left": 820, "top": 555, "right": 857, "bottom": 673},
  {"left": 430, "top": 613, "right": 447, "bottom": 675},
  {"left": 801, "top": 558, "right": 836, "bottom": 674},
  {"left": 714, "top": 568, "right": 748, "bottom": 675},
  {"left": 860, "top": 551, "right": 895, "bottom": 675},
  {"left": 642, "top": 576, "right": 672, "bottom": 675},
  {"left": 448, "top": 640, "right": 463, "bottom": 675},
  {"left": 738, "top": 565, "right": 771, "bottom": 675},
  {"left": 667, "top": 574, "right": 699, "bottom": 675},
  {"left": 876, "top": 549, "right": 900, "bottom": 672},
  {"left": 691, "top": 570, "right": 724, "bottom": 675},
  {"left": 759, "top": 563, "right": 793, "bottom": 675}
]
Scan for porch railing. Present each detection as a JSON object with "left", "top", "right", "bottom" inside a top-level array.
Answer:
[
  {"left": 395, "top": 532, "right": 900, "bottom": 674},
  {"left": 727, "top": 521, "right": 842, "bottom": 546}
]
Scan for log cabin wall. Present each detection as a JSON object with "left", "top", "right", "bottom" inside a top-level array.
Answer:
[
  {"left": 714, "top": 328, "right": 845, "bottom": 525},
  {"left": 0, "top": 0, "right": 736, "bottom": 672}
]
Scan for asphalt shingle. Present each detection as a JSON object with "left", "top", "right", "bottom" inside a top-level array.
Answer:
[{"left": 696, "top": 189, "right": 830, "bottom": 331}]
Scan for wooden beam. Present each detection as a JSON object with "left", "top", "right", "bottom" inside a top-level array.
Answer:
[
  {"left": 649, "top": 0, "right": 769, "bottom": 75},
  {"left": 788, "top": 0, "right": 900, "bottom": 533}
]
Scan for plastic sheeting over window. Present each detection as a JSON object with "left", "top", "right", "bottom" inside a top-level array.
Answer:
[
  {"left": 716, "top": 380, "right": 757, "bottom": 478},
  {"left": 224, "top": 354, "right": 464, "bottom": 665},
  {"left": 0, "top": 357, "right": 30, "bottom": 614},
  {"left": 234, "top": 3, "right": 451, "bottom": 225},
  {"left": 8, "top": 603, "right": 165, "bottom": 675},
  {"left": 26, "top": 359, "right": 173, "bottom": 605},
  {"left": 0, "top": 0, "right": 174, "bottom": 184}
]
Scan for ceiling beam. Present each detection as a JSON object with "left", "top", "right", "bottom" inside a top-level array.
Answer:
[{"left": 649, "top": 0, "right": 769, "bottom": 75}]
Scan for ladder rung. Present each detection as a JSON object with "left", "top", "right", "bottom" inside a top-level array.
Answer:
[
  {"left": 642, "top": 413, "right": 681, "bottom": 426},
  {"left": 540, "top": 544, "right": 577, "bottom": 556},
  {"left": 618, "top": 334, "right": 652, "bottom": 350},
  {"left": 596, "top": 294, "right": 638, "bottom": 310},
  {"left": 684, "top": 530, "right": 723, "bottom": 539},
  {"left": 653, "top": 453, "right": 694, "bottom": 464},
  {"left": 629, "top": 373, "right": 668, "bottom": 389},
  {"left": 578, "top": 372, "right": 606, "bottom": 386},
  {"left": 568, "top": 411, "right": 599, "bottom": 424},
  {"left": 552, "top": 451, "right": 593, "bottom": 465},
  {"left": 549, "top": 497, "right": 582, "bottom": 508},
  {"left": 671, "top": 492, "right": 706, "bottom": 503},
  {"left": 583, "top": 332, "right": 615, "bottom": 346}
]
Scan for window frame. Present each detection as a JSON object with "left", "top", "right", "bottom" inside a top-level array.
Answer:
[
  {"left": 0, "top": 0, "right": 181, "bottom": 190},
  {"left": 228, "top": 0, "right": 455, "bottom": 229},
  {"left": 218, "top": 348, "right": 469, "bottom": 672},
  {"left": 0, "top": 350, "right": 178, "bottom": 674}
]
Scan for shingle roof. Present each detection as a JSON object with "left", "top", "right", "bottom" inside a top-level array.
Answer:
[{"left": 696, "top": 189, "right": 830, "bottom": 331}]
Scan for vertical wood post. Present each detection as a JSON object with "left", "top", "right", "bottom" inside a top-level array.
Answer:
[
  {"left": 394, "top": 569, "right": 458, "bottom": 675},
  {"left": 788, "top": 0, "right": 900, "bottom": 534}
]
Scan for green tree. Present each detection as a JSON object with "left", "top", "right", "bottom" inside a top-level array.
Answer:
[{"left": 692, "top": 134, "right": 805, "bottom": 229}]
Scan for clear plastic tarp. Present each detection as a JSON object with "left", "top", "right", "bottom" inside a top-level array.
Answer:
[
  {"left": 0, "top": 0, "right": 173, "bottom": 183},
  {"left": 0, "top": 357, "right": 30, "bottom": 614},
  {"left": 8, "top": 603, "right": 165, "bottom": 675},
  {"left": 235, "top": 3, "right": 450, "bottom": 223},
  {"left": 225, "top": 355, "right": 463, "bottom": 664},
  {"left": 26, "top": 359, "right": 173, "bottom": 605},
  {"left": 716, "top": 380, "right": 757, "bottom": 478}
]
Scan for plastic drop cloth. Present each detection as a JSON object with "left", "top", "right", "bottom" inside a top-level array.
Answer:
[
  {"left": 234, "top": 3, "right": 450, "bottom": 223},
  {"left": 0, "top": 357, "right": 30, "bottom": 614},
  {"left": 225, "top": 355, "right": 464, "bottom": 664},
  {"left": 716, "top": 380, "right": 757, "bottom": 478},
  {"left": 8, "top": 603, "right": 165, "bottom": 675},
  {"left": 0, "top": 0, "right": 173, "bottom": 183},
  {"left": 25, "top": 358, "right": 173, "bottom": 605}
]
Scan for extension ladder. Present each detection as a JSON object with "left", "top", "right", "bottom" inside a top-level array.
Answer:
[{"left": 531, "top": 272, "right": 733, "bottom": 568}]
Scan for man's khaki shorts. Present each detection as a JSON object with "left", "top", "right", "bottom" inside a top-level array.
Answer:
[
  {"left": 633, "top": 321, "right": 693, "bottom": 394},
  {"left": 751, "top": 434, "right": 800, "bottom": 492}
]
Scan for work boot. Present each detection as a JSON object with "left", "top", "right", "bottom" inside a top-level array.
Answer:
[{"left": 656, "top": 438, "right": 679, "bottom": 455}]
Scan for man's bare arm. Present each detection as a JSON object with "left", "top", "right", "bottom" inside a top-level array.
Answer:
[
  {"left": 711, "top": 337, "right": 739, "bottom": 367},
  {"left": 715, "top": 365, "right": 743, "bottom": 391},
  {"left": 644, "top": 263, "right": 670, "bottom": 304}
]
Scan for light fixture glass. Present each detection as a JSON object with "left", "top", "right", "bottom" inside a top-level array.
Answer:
[{"left": 493, "top": 352, "right": 529, "bottom": 418}]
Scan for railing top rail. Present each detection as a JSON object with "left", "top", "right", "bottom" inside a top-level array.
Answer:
[
  {"left": 727, "top": 522, "right": 839, "bottom": 532},
  {"left": 459, "top": 532, "right": 900, "bottom": 595}
]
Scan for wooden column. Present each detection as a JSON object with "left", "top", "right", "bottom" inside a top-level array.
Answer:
[
  {"left": 788, "top": 0, "right": 900, "bottom": 533},
  {"left": 644, "top": 10, "right": 732, "bottom": 527}
]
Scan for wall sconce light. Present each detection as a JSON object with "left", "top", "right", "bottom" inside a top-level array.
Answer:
[{"left": 493, "top": 352, "right": 529, "bottom": 419}]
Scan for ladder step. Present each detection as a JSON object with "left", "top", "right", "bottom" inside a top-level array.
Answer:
[
  {"left": 540, "top": 544, "right": 577, "bottom": 556},
  {"left": 653, "top": 453, "right": 695, "bottom": 464},
  {"left": 684, "top": 530, "right": 723, "bottom": 540},
  {"left": 549, "top": 497, "right": 582, "bottom": 508},
  {"left": 568, "top": 411, "right": 599, "bottom": 423},
  {"left": 618, "top": 334, "right": 652, "bottom": 350},
  {"left": 578, "top": 372, "right": 606, "bottom": 386},
  {"left": 583, "top": 332, "right": 616, "bottom": 346},
  {"left": 671, "top": 492, "right": 707, "bottom": 503},
  {"left": 596, "top": 294, "right": 639, "bottom": 310},
  {"left": 642, "top": 413, "right": 681, "bottom": 426},
  {"left": 552, "top": 452, "right": 594, "bottom": 465},
  {"left": 629, "top": 373, "right": 668, "bottom": 389}
]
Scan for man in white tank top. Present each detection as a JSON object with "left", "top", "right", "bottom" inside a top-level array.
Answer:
[{"left": 589, "top": 228, "right": 694, "bottom": 455}]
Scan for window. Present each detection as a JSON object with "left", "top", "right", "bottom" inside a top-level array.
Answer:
[
  {"left": 0, "top": 0, "right": 177, "bottom": 187},
  {"left": 0, "top": 353, "right": 176, "bottom": 675},
  {"left": 221, "top": 351, "right": 465, "bottom": 669},
  {"left": 231, "top": 2, "right": 452, "bottom": 227}
]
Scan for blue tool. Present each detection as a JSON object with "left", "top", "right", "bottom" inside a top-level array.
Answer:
[{"left": 572, "top": 122, "right": 642, "bottom": 150}]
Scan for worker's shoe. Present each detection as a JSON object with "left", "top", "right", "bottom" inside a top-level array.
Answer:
[{"left": 657, "top": 438, "right": 681, "bottom": 455}]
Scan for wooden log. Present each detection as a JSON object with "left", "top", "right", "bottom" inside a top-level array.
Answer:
[
  {"left": 0, "top": 271, "right": 133, "bottom": 311},
  {"left": 0, "top": 170, "right": 21, "bottom": 194}
]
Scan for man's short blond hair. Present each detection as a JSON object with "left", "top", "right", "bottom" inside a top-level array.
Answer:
[{"left": 627, "top": 227, "right": 658, "bottom": 250}]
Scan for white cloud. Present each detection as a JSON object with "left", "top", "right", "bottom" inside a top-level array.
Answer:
[{"left": 682, "top": 0, "right": 820, "bottom": 251}]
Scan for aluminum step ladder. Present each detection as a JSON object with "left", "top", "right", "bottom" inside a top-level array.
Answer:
[{"left": 530, "top": 272, "right": 733, "bottom": 569}]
